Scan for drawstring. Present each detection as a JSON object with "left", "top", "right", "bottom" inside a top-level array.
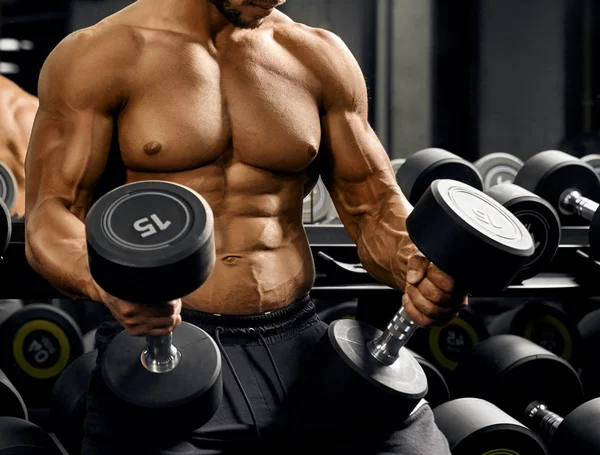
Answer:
[
  {"left": 213, "top": 326, "right": 289, "bottom": 443},
  {"left": 249, "top": 327, "right": 288, "bottom": 398},
  {"left": 215, "top": 326, "right": 262, "bottom": 442}
]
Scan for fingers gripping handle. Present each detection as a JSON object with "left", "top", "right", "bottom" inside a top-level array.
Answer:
[{"left": 367, "top": 306, "right": 417, "bottom": 366}]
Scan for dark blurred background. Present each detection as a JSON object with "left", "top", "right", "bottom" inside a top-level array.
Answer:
[{"left": 2, "top": 0, "right": 599, "bottom": 163}]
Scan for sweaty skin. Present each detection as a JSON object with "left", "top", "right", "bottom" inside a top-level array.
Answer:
[
  {"left": 25, "top": 0, "right": 465, "bottom": 330},
  {"left": 0, "top": 76, "right": 38, "bottom": 217}
]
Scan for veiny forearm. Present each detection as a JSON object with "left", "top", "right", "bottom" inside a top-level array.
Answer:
[
  {"left": 333, "top": 179, "right": 418, "bottom": 291},
  {"left": 354, "top": 192, "right": 418, "bottom": 291},
  {"left": 25, "top": 199, "right": 99, "bottom": 301}
]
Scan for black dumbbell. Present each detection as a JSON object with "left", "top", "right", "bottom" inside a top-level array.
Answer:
[
  {"left": 434, "top": 397, "right": 547, "bottom": 454},
  {"left": 581, "top": 154, "right": 600, "bottom": 177},
  {"left": 303, "top": 177, "right": 337, "bottom": 224},
  {"left": 0, "top": 367, "right": 27, "bottom": 421},
  {"left": 485, "top": 183, "right": 561, "bottom": 283},
  {"left": 514, "top": 150, "right": 600, "bottom": 256},
  {"left": 488, "top": 301, "right": 581, "bottom": 365},
  {"left": 577, "top": 308, "right": 600, "bottom": 399},
  {"left": 49, "top": 350, "right": 97, "bottom": 455},
  {"left": 390, "top": 158, "right": 405, "bottom": 177},
  {"left": 0, "top": 162, "right": 17, "bottom": 214},
  {"left": 85, "top": 181, "right": 222, "bottom": 436},
  {"left": 473, "top": 152, "right": 524, "bottom": 190},
  {"left": 0, "top": 303, "right": 87, "bottom": 408},
  {"left": 396, "top": 148, "right": 483, "bottom": 205},
  {"left": 455, "top": 334, "right": 596, "bottom": 453},
  {"left": 0, "top": 197, "right": 11, "bottom": 258},
  {"left": 316, "top": 299, "right": 452, "bottom": 407},
  {"left": 0, "top": 416, "right": 63, "bottom": 454},
  {"left": 50, "top": 298, "right": 110, "bottom": 352},
  {"left": 290, "top": 180, "right": 534, "bottom": 430},
  {"left": 0, "top": 300, "right": 23, "bottom": 326},
  {"left": 317, "top": 299, "right": 357, "bottom": 324},
  {"left": 405, "top": 306, "right": 490, "bottom": 381},
  {"left": 398, "top": 149, "right": 554, "bottom": 283},
  {"left": 407, "top": 349, "right": 450, "bottom": 408}
]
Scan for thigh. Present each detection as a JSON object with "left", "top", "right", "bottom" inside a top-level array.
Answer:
[
  {"left": 327, "top": 403, "right": 452, "bottom": 455},
  {"left": 83, "top": 320, "right": 329, "bottom": 455},
  {"left": 175, "top": 320, "right": 330, "bottom": 452},
  {"left": 278, "top": 402, "right": 451, "bottom": 455}
]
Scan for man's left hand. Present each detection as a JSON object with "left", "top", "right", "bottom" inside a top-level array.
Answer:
[{"left": 403, "top": 252, "right": 468, "bottom": 327}]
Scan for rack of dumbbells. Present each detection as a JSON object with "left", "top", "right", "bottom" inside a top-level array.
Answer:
[
  {"left": 306, "top": 149, "right": 600, "bottom": 454},
  {"left": 3, "top": 149, "right": 600, "bottom": 453}
]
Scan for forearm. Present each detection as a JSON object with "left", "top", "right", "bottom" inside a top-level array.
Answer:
[
  {"left": 353, "top": 192, "right": 418, "bottom": 291},
  {"left": 25, "top": 200, "right": 100, "bottom": 301}
]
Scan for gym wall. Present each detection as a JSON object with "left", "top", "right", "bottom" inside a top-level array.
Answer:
[{"left": 0, "top": 0, "right": 594, "bottom": 165}]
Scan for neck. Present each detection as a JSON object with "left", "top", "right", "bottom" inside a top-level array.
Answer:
[{"left": 141, "top": 0, "right": 232, "bottom": 40}]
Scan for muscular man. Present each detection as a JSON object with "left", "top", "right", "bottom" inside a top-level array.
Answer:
[
  {"left": 25, "top": 1, "right": 465, "bottom": 453},
  {"left": 0, "top": 75, "right": 37, "bottom": 217}
]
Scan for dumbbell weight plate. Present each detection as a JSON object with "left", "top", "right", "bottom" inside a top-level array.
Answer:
[
  {"left": 86, "top": 181, "right": 222, "bottom": 435},
  {"left": 0, "top": 368, "right": 27, "bottom": 420},
  {"left": 397, "top": 148, "right": 483, "bottom": 205},
  {"left": 407, "top": 306, "right": 489, "bottom": 373},
  {"left": 406, "top": 179, "right": 534, "bottom": 294},
  {"left": 0, "top": 304, "right": 84, "bottom": 408},
  {"left": 0, "top": 162, "right": 17, "bottom": 213},
  {"left": 577, "top": 309, "right": 600, "bottom": 399},
  {"left": 50, "top": 299, "right": 109, "bottom": 338},
  {"left": 581, "top": 154, "right": 600, "bottom": 177},
  {"left": 298, "top": 180, "right": 534, "bottom": 430},
  {"left": 391, "top": 158, "right": 405, "bottom": 176},
  {"left": 514, "top": 150, "right": 600, "bottom": 226},
  {"left": 407, "top": 349, "right": 450, "bottom": 408},
  {"left": 455, "top": 335, "right": 584, "bottom": 422},
  {"left": 548, "top": 397, "right": 600, "bottom": 453},
  {"left": 433, "top": 398, "right": 547, "bottom": 455},
  {"left": 487, "top": 301, "right": 580, "bottom": 364},
  {"left": 303, "top": 177, "right": 334, "bottom": 224},
  {"left": 49, "top": 350, "right": 97, "bottom": 455},
  {"left": 474, "top": 153, "right": 524, "bottom": 191},
  {"left": 0, "top": 301, "right": 26, "bottom": 419},
  {"left": 50, "top": 299, "right": 108, "bottom": 352},
  {"left": 0, "top": 198, "right": 11, "bottom": 257},
  {"left": 0, "top": 300, "right": 23, "bottom": 326},
  {"left": 485, "top": 183, "right": 561, "bottom": 283},
  {"left": 317, "top": 300, "right": 357, "bottom": 324},
  {"left": 0, "top": 416, "right": 62, "bottom": 454}
]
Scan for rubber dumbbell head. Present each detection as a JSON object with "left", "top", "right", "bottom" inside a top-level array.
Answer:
[
  {"left": 86, "top": 180, "right": 222, "bottom": 435},
  {"left": 474, "top": 152, "right": 524, "bottom": 190},
  {"left": 0, "top": 304, "right": 85, "bottom": 408},
  {"left": 298, "top": 180, "right": 534, "bottom": 429},
  {"left": 397, "top": 148, "right": 483, "bottom": 205}
]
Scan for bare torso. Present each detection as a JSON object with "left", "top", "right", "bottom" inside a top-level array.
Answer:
[
  {"left": 94, "top": 3, "right": 326, "bottom": 314},
  {"left": 0, "top": 76, "right": 38, "bottom": 217}
]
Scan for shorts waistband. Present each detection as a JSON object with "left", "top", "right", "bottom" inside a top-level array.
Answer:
[{"left": 180, "top": 294, "right": 318, "bottom": 343}]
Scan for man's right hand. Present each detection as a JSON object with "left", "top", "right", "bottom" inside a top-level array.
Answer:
[{"left": 96, "top": 286, "right": 183, "bottom": 337}]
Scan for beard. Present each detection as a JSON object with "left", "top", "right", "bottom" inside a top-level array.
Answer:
[{"left": 209, "top": 0, "right": 275, "bottom": 29}]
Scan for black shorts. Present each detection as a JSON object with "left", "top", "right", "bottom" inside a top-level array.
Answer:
[{"left": 82, "top": 295, "right": 451, "bottom": 454}]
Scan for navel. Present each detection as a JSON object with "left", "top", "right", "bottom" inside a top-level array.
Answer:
[
  {"left": 143, "top": 141, "right": 163, "bottom": 156},
  {"left": 223, "top": 255, "right": 242, "bottom": 265}
]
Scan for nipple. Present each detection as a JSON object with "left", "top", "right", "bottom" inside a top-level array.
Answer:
[{"left": 143, "top": 141, "right": 163, "bottom": 156}]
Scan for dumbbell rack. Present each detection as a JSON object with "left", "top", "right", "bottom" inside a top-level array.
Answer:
[
  {"left": 305, "top": 224, "right": 600, "bottom": 301},
  {"left": 0, "top": 220, "right": 599, "bottom": 300}
]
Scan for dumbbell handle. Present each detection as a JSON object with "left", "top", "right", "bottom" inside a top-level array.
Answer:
[
  {"left": 561, "top": 190, "right": 599, "bottom": 221},
  {"left": 525, "top": 401, "right": 564, "bottom": 444},
  {"left": 367, "top": 306, "right": 417, "bottom": 365},
  {"left": 141, "top": 333, "right": 182, "bottom": 373}
]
